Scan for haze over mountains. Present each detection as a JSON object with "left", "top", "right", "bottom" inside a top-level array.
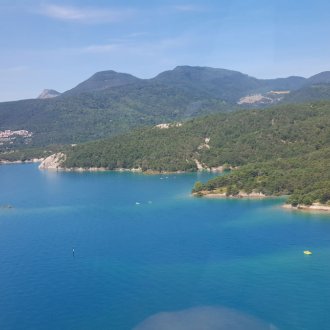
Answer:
[
  {"left": 37, "top": 89, "right": 61, "bottom": 99},
  {"left": 1, "top": 66, "right": 330, "bottom": 148}
]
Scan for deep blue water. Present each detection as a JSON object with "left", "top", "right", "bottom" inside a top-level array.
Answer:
[{"left": 0, "top": 163, "right": 330, "bottom": 330}]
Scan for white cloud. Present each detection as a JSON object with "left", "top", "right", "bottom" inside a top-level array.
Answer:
[
  {"left": 14, "top": 35, "right": 190, "bottom": 59},
  {"left": 78, "top": 36, "right": 190, "bottom": 55},
  {"left": 38, "top": 4, "right": 135, "bottom": 23},
  {"left": 172, "top": 4, "right": 205, "bottom": 12}
]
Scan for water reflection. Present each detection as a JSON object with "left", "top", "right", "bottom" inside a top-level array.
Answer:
[{"left": 133, "top": 306, "right": 278, "bottom": 330}]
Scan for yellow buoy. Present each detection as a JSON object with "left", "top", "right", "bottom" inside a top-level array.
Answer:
[{"left": 303, "top": 250, "right": 312, "bottom": 255}]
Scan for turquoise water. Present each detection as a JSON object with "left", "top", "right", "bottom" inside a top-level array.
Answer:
[{"left": 0, "top": 163, "right": 330, "bottom": 330}]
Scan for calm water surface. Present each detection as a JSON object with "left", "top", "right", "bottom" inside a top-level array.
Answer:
[{"left": 0, "top": 163, "right": 330, "bottom": 330}]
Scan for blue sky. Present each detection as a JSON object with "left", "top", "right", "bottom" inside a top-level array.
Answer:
[{"left": 1, "top": 0, "right": 330, "bottom": 101}]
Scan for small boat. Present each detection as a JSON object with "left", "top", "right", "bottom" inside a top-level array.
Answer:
[{"left": 303, "top": 250, "right": 312, "bottom": 255}]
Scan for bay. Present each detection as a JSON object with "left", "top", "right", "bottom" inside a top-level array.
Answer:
[{"left": 0, "top": 163, "right": 330, "bottom": 330}]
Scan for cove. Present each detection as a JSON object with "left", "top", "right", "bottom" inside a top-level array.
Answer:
[{"left": 0, "top": 163, "right": 330, "bottom": 330}]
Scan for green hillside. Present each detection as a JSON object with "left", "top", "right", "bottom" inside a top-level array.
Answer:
[
  {"left": 0, "top": 74, "right": 237, "bottom": 148},
  {"left": 58, "top": 101, "right": 330, "bottom": 205},
  {"left": 193, "top": 149, "right": 329, "bottom": 206},
  {"left": 283, "top": 84, "right": 330, "bottom": 103},
  {"left": 0, "top": 66, "right": 314, "bottom": 149},
  {"left": 62, "top": 101, "right": 329, "bottom": 169}
]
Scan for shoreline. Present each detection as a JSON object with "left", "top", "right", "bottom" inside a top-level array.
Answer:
[
  {"left": 40, "top": 166, "right": 189, "bottom": 175},
  {"left": 38, "top": 153, "right": 226, "bottom": 174},
  {"left": 38, "top": 166, "right": 217, "bottom": 175},
  {"left": 3, "top": 159, "right": 330, "bottom": 212},
  {"left": 282, "top": 203, "right": 330, "bottom": 213},
  {"left": 193, "top": 190, "right": 271, "bottom": 199},
  {"left": 195, "top": 191, "right": 330, "bottom": 213},
  {"left": 38, "top": 152, "right": 196, "bottom": 174},
  {"left": 0, "top": 158, "right": 43, "bottom": 165}
]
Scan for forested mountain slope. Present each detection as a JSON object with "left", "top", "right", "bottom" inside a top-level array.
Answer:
[
  {"left": 2, "top": 66, "right": 330, "bottom": 149},
  {"left": 59, "top": 101, "right": 329, "bottom": 205}
]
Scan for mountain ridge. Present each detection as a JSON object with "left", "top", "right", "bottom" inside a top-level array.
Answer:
[
  {"left": 64, "top": 70, "right": 142, "bottom": 95},
  {"left": 1, "top": 66, "right": 330, "bottom": 149}
]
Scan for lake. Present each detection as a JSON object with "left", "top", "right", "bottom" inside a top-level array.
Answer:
[{"left": 0, "top": 163, "right": 330, "bottom": 330}]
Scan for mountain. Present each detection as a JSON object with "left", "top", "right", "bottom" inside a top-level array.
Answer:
[
  {"left": 152, "top": 66, "right": 261, "bottom": 101},
  {"left": 280, "top": 72, "right": 330, "bottom": 104},
  {"left": 64, "top": 70, "right": 141, "bottom": 95},
  {"left": 283, "top": 84, "right": 330, "bottom": 103},
  {"left": 152, "top": 66, "right": 306, "bottom": 102},
  {"left": 0, "top": 66, "right": 329, "bottom": 149},
  {"left": 306, "top": 71, "right": 330, "bottom": 85},
  {"left": 234, "top": 73, "right": 330, "bottom": 106},
  {"left": 262, "top": 76, "right": 306, "bottom": 90},
  {"left": 37, "top": 89, "right": 61, "bottom": 99}
]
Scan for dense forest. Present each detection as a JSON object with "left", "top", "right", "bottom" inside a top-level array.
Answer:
[
  {"left": 0, "top": 145, "right": 64, "bottom": 163},
  {"left": 193, "top": 148, "right": 330, "bottom": 206},
  {"left": 62, "top": 101, "right": 329, "bottom": 166},
  {"left": 58, "top": 101, "right": 330, "bottom": 205}
]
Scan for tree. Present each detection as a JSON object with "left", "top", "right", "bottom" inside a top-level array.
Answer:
[{"left": 193, "top": 181, "right": 203, "bottom": 192}]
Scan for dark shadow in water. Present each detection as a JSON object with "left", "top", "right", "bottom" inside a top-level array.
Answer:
[{"left": 133, "top": 306, "right": 278, "bottom": 330}]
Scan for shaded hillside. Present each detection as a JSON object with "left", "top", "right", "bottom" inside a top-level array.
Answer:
[
  {"left": 64, "top": 70, "right": 141, "bottom": 95},
  {"left": 283, "top": 84, "right": 330, "bottom": 103},
  {"left": 152, "top": 66, "right": 305, "bottom": 102},
  {"left": 0, "top": 95, "right": 157, "bottom": 146},
  {"left": 2, "top": 66, "right": 330, "bottom": 149},
  {"left": 152, "top": 66, "right": 261, "bottom": 102},
  {"left": 0, "top": 81, "right": 235, "bottom": 148},
  {"left": 306, "top": 71, "right": 330, "bottom": 85}
]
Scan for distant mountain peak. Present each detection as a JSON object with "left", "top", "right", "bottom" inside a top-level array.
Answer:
[
  {"left": 307, "top": 71, "right": 330, "bottom": 85},
  {"left": 37, "top": 89, "right": 61, "bottom": 99},
  {"left": 165, "top": 65, "right": 244, "bottom": 75},
  {"left": 1, "top": 66, "right": 330, "bottom": 150},
  {"left": 65, "top": 70, "right": 141, "bottom": 95}
]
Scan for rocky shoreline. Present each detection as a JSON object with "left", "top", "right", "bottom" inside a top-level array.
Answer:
[
  {"left": 282, "top": 203, "right": 330, "bottom": 213},
  {"left": 194, "top": 190, "right": 330, "bottom": 213},
  {"left": 193, "top": 190, "right": 268, "bottom": 199},
  {"left": 38, "top": 153, "right": 188, "bottom": 174},
  {"left": 38, "top": 153, "right": 66, "bottom": 170}
]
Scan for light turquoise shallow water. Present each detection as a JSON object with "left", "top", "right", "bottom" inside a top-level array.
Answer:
[{"left": 0, "top": 163, "right": 329, "bottom": 329}]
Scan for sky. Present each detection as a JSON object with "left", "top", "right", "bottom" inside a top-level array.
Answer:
[{"left": 1, "top": 0, "right": 330, "bottom": 102}]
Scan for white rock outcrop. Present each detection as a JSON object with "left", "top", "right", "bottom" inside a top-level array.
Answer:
[{"left": 39, "top": 153, "right": 66, "bottom": 170}]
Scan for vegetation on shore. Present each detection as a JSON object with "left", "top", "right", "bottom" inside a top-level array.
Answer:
[
  {"left": 192, "top": 147, "right": 330, "bottom": 206},
  {"left": 5, "top": 99, "right": 329, "bottom": 206},
  {"left": 61, "top": 101, "right": 330, "bottom": 205},
  {"left": 190, "top": 101, "right": 330, "bottom": 206},
  {"left": 0, "top": 145, "right": 66, "bottom": 163}
]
